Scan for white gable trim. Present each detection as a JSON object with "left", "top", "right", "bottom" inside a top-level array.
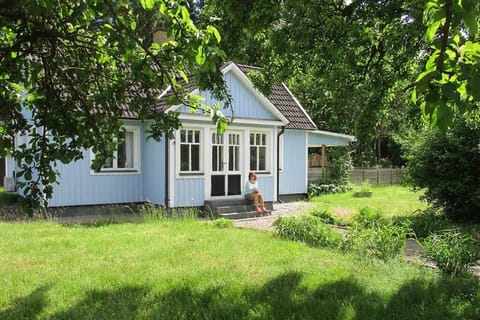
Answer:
[
  {"left": 165, "top": 63, "right": 290, "bottom": 125},
  {"left": 281, "top": 83, "right": 317, "bottom": 129}
]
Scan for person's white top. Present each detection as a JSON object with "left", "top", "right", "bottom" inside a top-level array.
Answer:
[{"left": 244, "top": 180, "right": 258, "bottom": 195}]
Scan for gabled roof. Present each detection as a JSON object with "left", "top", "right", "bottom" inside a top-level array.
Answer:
[
  {"left": 234, "top": 63, "right": 317, "bottom": 130},
  {"left": 145, "top": 62, "right": 318, "bottom": 130}
]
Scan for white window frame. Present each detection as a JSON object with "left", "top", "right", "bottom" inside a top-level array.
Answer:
[
  {"left": 90, "top": 125, "right": 141, "bottom": 175},
  {"left": 177, "top": 128, "right": 203, "bottom": 175},
  {"left": 249, "top": 131, "right": 270, "bottom": 173}
]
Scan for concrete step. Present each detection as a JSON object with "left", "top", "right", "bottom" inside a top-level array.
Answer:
[{"left": 219, "top": 210, "right": 271, "bottom": 220}]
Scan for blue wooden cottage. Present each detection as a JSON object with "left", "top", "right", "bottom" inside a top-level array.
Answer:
[{"left": 5, "top": 62, "right": 354, "bottom": 210}]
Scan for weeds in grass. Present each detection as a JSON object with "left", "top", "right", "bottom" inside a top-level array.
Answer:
[
  {"left": 351, "top": 207, "right": 384, "bottom": 228},
  {"left": 344, "top": 221, "right": 411, "bottom": 262},
  {"left": 407, "top": 207, "right": 452, "bottom": 239},
  {"left": 211, "top": 218, "right": 234, "bottom": 228},
  {"left": 422, "top": 230, "right": 479, "bottom": 277},
  {"left": 139, "top": 203, "right": 199, "bottom": 221},
  {"left": 273, "top": 215, "right": 343, "bottom": 249}
]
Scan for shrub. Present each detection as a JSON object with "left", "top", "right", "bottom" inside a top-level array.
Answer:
[
  {"left": 353, "top": 181, "right": 373, "bottom": 198},
  {"left": 344, "top": 221, "right": 411, "bottom": 261},
  {"left": 310, "top": 207, "right": 337, "bottom": 224},
  {"left": 407, "top": 207, "right": 452, "bottom": 239},
  {"left": 422, "top": 230, "right": 479, "bottom": 277},
  {"left": 273, "top": 215, "right": 343, "bottom": 249},
  {"left": 308, "top": 180, "right": 351, "bottom": 197},
  {"left": 212, "top": 218, "right": 235, "bottom": 228},
  {"left": 404, "top": 110, "right": 480, "bottom": 221},
  {"left": 351, "top": 207, "right": 383, "bottom": 227}
]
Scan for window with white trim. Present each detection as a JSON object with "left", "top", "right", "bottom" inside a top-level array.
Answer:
[
  {"left": 179, "top": 129, "right": 201, "bottom": 172},
  {"left": 249, "top": 132, "right": 267, "bottom": 172},
  {"left": 94, "top": 126, "right": 140, "bottom": 173}
]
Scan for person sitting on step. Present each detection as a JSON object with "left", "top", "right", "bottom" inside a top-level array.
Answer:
[{"left": 244, "top": 172, "right": 267, "bottom": 213}]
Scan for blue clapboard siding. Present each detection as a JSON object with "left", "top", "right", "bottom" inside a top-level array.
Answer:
[
  {"left": 49, "top": 121, "right": 148, "bottom": 207},
  {"left": 308, "top": 131, "right": 352, "bottom": 146},
  {"left": 256, "top": 175, "right": 274, "bottom": 202},
  {"left": 177, "top": 68, "right": 278, "bottom": 121},
  {"left": 279, "top": 130, "right": 308, "bottom": 195},
  {"left": 174, "top": 177, "right": 204, "bottom": 207},
  {"left": 142, "top": 127, "right": 166, "bottom": 205},
  {"left": 49, "top": 150, "right": 144, "bottom": 206}
]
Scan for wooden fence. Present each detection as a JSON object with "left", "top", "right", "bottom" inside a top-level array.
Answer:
[{"left": 308, "top": 167, "right": 405, "bottom": 185}]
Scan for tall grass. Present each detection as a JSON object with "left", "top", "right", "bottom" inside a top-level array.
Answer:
[{"left": 1, "top": 220, "right": 479, "bottom": 319}]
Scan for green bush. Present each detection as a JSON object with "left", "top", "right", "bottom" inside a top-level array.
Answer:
[
  {"left": 407, "top": 207, "right": 452, "bottom": 239},
  {"left": 422, "top": 230, "right": 479, "bottom": 277},
  {"left": 353, "top": 181, "right": 373, "bottom": 198},
  {"left": 273, "top": 215, "right": 343, "bottom": 249},
  {"left": 308, "top": 181, "right": 350, "bottom": 197},
  {"left": 404, "top": 110, "right": 480, "bottom": 221},
  {"left": 344, "top": 221, "right": 411, "bottom": 261},
  {"left": 310, "top": 207, "right": 337, "bottom": 225},
  {"left": 351, "top": 207, "right": 383, "bottom": 227},
  {"left": 211, "top": 218, "right": 235, "bottom": 228}
]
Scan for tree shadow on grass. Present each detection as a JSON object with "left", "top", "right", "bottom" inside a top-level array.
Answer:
[
  {"left": 4, "top": 272, "right": 479, "bottom": 319},
  {"left": 0, "top": 285, "right": 51, "bottom": 320}
]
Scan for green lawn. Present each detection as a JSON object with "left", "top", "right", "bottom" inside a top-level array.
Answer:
[
  {"left": 1, "top": 218, "right": 479, "bottom": 319},
  {"left": 309, "top": 185, "right": 429, "bottom": 219}
]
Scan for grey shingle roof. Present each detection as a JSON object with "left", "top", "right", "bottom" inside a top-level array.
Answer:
[{"left": 235, "top": 63, "right": 317, "bottom": 130}]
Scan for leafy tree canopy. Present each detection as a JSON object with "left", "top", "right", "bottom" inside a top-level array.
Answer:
[
  {"left": 201, "top": 0, "right": 427, "bottom": 165},
  {"left": 413, "top": 0, "right": 480, "bottom": 131},
  {"left": 0, "top": 0, "right": 227, "bottom": 209}
]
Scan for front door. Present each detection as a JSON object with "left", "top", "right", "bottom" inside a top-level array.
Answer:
[{"left": 211, "top": 131, "right": 242, "bottom": 197}]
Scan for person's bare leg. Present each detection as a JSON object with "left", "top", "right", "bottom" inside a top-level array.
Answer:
[
  {"left": 253, "top": 192, "right": 261, "bottom": 212},
  {"left": 259, "top": 194, "right": 266, "bottom": 211}
]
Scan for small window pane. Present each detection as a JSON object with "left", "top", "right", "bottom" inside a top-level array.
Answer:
[
  {"left": 191, "top": 145, "right": 200, "bottom": 171},
  {"left": 212, "top": 146, "right": 218, "bottom": 171},
  {"left": 180, "top": 145, "right": 189, "bottom": 171},
  {"left": 195, "top": 130, "right": 200, "bottom": 143},
  {"left": 103, "top": 157, "right": 113, "bottom": 168},
  {"left": 261, "top": 134, "right": 266, "bottom": 145},
  {"left": 250, "top": 134, "right": 254, "bottom": 145},
  {"left": 250, "top": 146, "right": 256, "bottom": 170},
  {"left": 259, "top": 147, "right": 266, "bottom": 170},
  {"left": 181, "top": 130, "right": 186, "bottom": 143},
  {"left": 188, "top": 130, "right": 193, "bottom": 143}
]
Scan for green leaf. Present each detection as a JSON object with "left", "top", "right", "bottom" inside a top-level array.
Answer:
[
  {"left": 166, "top": 95, "right": 180, "bottom": 106},
  {"left": 130, "top": 21, "right": 136, "bottom": 31},
  {"left": 140, "top": 0, "right": 155, "bottom": 10},
  {"left": 207, "top": 25, "right": 222, "bottom": 43},
  {"left": 462, "top": 2, "right": 479, "bottom": 37},
  {"left": 425, "top": 20, "right": 442, "bottom": 43},
  {"left": 196, "top": 45, "right": 206, "bottom": 65},
  {"left": 436, "top": 101, "right": 453, "bottom": 131},
  {"left": 462, "top": 42, "right": 480, "bottom": 63},
  {"left": 411, "top": 87, "right": 417, "bottom": 103}
]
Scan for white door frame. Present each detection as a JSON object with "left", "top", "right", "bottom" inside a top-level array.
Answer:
[{"left": 205, "top": 129, "right": 244, "bottom": 200}]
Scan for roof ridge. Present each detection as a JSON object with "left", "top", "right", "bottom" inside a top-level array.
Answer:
[{"left": 235, "top": 62, "right": 261, "bottom": 70}]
